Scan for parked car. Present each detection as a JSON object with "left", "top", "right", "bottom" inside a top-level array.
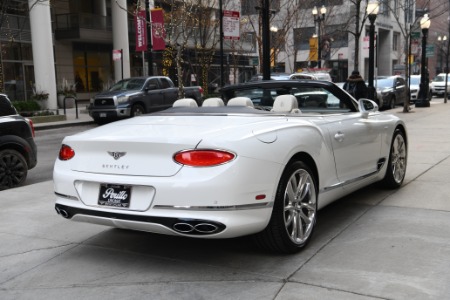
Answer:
[
  {"left": 290, "top": 72, "right": 332, "bottom": 82},
  {"left": 0, "top": 94, "right": 37, "bottom": 190},
  {"left": 54, "top": 80, "right": 407, "bottom": 254},
  {"left": 374, "top": 76, "right": 407, "bottom": 109},
  {"left": 289, "top": 73, "right": 318, "bottom": 80},
  {"left": 248, "top": 73, "right": 291, "bottom": 81},
  {"left": 430, "top": 73, "right": 450, "bottom": 97},
  {"left": 409, "top": 75, "right": 431, "bottom": 103},
  {"left": 88, "top": 76, "right": 203, "bottom": 124}
]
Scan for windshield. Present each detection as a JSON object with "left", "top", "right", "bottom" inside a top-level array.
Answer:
[
  {"left": 109, "top": 78, "right": 146, "bottom": 91},
  {"left": 375, "top": 78, "right": 394, "bottom": 88},
  {"left": 433, "top": 75, "right": 450, "bottom": 82},
  {"left": 410, "top": 77, "right": 420, "bottom": 85}
]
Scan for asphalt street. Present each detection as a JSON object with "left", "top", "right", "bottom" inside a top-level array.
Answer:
[{"left": 1, "top": 100, "right": 450, "bottom": 299}]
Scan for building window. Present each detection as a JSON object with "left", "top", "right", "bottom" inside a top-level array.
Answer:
[
  {"left": 241, "top": 0, "right": 280, "bottom": 15},
  {"left": 294, "top": 27, "right": 316, "bottom": 51},
  {"left": 393, "top": 32, "right": 399, "bottom": 51},
  {"left": 73, "top": 43, "right": 113, "bottom": 93},
  {"left": 324, "top": 25, "right": 348, "bottom": 48},
  {"left": 379, "top": 0, "right": 389, "bottom": 16},
  {"left": 297, "top": 0, "right": 343, "bottom": 9},
  {"left": 241, "top": 0, "right": 258, "bottom": 15}
]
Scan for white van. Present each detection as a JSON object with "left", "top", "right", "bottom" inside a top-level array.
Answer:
[{"left": 430, "top": 73, "right": 450, "bottom": 97}]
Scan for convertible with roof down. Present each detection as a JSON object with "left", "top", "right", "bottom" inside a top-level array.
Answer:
[{"left": 54, "top": 80, "right": 407, "bottom": 253}]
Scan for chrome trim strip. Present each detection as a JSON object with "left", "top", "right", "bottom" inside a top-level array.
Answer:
[
  {"left": 322, "top": 164, "right": 384, "bottom": 193},
  {"left": 153, "top": 202, "right": 273, "bottom": 211},
  {"left": 54, "top": 192, "right": 78, "bottom": 201}
]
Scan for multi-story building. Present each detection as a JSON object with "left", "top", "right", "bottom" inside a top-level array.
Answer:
[
  {"left": 4, "top": 0, "right": 448, "bottom": 109},
  {"left": 0, "top": 0, "right": 258, "bottom": 108}
]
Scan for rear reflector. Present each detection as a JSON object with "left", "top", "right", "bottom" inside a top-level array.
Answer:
[
  {"left": 59, "top": 144, "right": 75, "bottom": 161},
  {"left": 174, "top": 150, "right": 235, "bottom": 167}
]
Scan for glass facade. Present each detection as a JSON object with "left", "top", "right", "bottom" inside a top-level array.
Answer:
[{"left": 73, "top": 43, "right": 113, "bottom": 93}]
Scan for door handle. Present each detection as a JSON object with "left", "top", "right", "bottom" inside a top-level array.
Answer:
[{"left": 334, "top": 131, "right": 345, "bottom": 142}]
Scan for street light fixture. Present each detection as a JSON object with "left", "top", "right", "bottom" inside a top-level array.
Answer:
[
  {"left": 312, "top": 5, "right": 326, "bottom": 68},
  {"left": 416, "top": 14, "right": 431, "bottom": 107},
  {"left": 366, "top": 0, "right": 379, "bottom": 101}
]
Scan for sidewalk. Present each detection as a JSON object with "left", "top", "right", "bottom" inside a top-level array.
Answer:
[
  {"left": 33, "top": 104, "right": 95, "bottom": 131},
  {"left": 1, "top": 98, "right": 450, "bottom": 300}
]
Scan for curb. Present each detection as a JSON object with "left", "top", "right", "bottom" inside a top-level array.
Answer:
[{"left": 34, "top": 120, "right": 95, "bottom": 131}]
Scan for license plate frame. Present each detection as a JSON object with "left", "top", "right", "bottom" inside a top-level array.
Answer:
[{"left": 98, "top": 184, "right": 131, "bottom": 208}]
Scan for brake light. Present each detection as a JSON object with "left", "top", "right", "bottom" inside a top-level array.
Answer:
[
  {"left": 174, "top": 150, "right": 235, "bottom": 167},
  {"left": 26, "top": 118, "right": 35, "bottom": 137},
  {"left": 198, "top": 86, "right": 204, "bottom": 97},
  {"left": 59, "top": 144, "right": 75, "bottom": 161}
]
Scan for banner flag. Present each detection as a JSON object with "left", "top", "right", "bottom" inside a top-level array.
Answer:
[
  {"left": 151, "top": 8, "right": 166, "bottom": 51},
  {"left": 135, "top": 10, "right": 147, "bottom": 51},
  {"left": 309, "top": 37, "right": 318, "bottom": 61}
]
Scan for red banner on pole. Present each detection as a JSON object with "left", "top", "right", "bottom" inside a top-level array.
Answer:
[
  {"left": 135, "top": 10, "right": 147, "bottom": 51},
  {"left": 151, "top": 8, "right": 165, "bottom": 51}
]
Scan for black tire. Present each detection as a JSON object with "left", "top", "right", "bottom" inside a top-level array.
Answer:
[
  {"left": 131, "top": 104, "right": 145, "bottom": 117},
  {"left": 389, "top": 96, "right": 396, "bottom": 109},
  {"left": 253, "top": 161, "right": 318, "bottom": 253},
  {"left": 0, "top": 149, "right": 28, "bottom": 190},
  {"left": 381, "top": 129, "right": 407, "bottom": 189}
]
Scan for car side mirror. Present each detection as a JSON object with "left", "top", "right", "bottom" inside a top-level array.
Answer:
[{"left": 358, "top": 98, "right": 378, "bottom": 118}]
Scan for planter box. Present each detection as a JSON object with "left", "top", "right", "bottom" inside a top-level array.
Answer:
[{"left": 29, "top": 114, "right": 66, "bottom": 124}]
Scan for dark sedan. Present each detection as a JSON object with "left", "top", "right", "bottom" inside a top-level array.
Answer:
[{"left": 374, "top": 76, "right": 407, "bottom": 109}]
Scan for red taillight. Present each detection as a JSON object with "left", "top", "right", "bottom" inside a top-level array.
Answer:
[
  {"left": 198, "top": 86, "right": 204, "bottom": 96},
  {"left": 59, "top": 144, "right": 75, "bottom": 161},
  {"left": 26, "top": 118, "right": 35, "bottom": 137},
  {"left": 174, "top": 150, "right": 235, "bottom": 167}
]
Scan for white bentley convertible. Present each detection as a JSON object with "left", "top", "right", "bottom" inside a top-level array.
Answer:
[{"left": 54, "top": 80, "right": 407, "bottom": 253}]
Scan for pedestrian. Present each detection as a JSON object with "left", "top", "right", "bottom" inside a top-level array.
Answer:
[{"left": 343, "top": 70, "right": 368, "bottom": 100}]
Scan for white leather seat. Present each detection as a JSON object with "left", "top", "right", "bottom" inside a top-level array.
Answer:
[
  {"left": 272, "top": 95, "right": 301, "bottom": 114},
  {"left": 227, "top": 97, "right": 254, "bottom": 108},
  {"left": 173, "top": 98, "right": 198, "bottom": 107},
  {"left": 202, "top": 97, "right": 225, "bottom": 107}
]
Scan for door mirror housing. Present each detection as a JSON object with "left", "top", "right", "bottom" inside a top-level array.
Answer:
[{"left": 358, "top": 98, "right": 379, "bottom": 118}]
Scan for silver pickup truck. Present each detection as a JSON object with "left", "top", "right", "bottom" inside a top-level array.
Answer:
[{"left": 88, "top": 76, "right": 203, "bottom": 124}]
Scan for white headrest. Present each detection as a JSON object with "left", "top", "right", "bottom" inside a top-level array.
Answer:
[
  {"left": 227, "top": 97, "right": 254, "bottom": 107},
  {"left": 202, "top": 97, "right": 225, "bottom": 107},
  {"left": 272, "top": 95, "right": 300, "bottom": 113},
  {"left": 173, "top": 98, "right": 198, "bottom": 107}
]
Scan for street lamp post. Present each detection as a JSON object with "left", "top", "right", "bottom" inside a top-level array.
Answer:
[
  {"left": 367, "top": 0, "right": 379, "bottom": 101},
  {"left": 261, "top": 0, "right": 271, "bottom": 80},
  {"left": 416, "top": 14, "right": 431, "bottom": 108},
  {"left": 438, "top": 35, "right": 447, "bottom": 74},
  {"left": 312, "top": 5, "right": 326, "bottom": 69},
  {"left": 438, "top": 34, "right": 449, "bottom": 103},
  {"left": 443, "top": 16, "right": 450, "bottom": 104},
  {"left": 270, "top": 26, "right": 278, "bottom": 71}
]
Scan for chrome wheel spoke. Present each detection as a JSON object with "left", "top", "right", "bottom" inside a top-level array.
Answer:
[
  {"left": 390, "top": 134, "right": 407, "bottom": 183},
  {"left": 283, "top": 168, "right": 317, "bottom": 245}
]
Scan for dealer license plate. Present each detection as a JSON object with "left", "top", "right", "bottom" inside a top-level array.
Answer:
[{"left": 98, "top": 184, "right": 131, "bottom": 208}]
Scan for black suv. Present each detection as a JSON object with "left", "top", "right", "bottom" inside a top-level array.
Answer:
[{"left": 0, "top": 94, "right": 37, "bottom": 190}]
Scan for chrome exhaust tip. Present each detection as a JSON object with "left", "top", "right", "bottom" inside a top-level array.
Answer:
[
  {"left": 55, "top": 207, "right": 70, "bottom": 218},
  {"left": 173, "top": 221, "right": 220, "bottom": 235}
]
